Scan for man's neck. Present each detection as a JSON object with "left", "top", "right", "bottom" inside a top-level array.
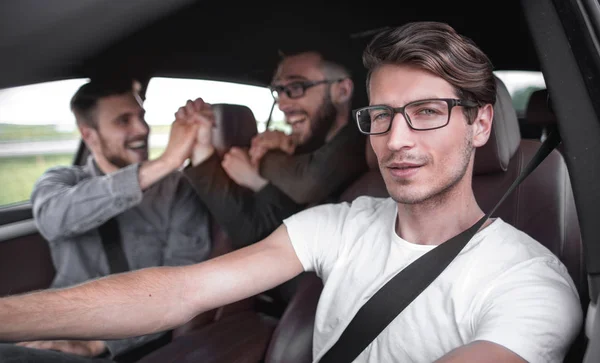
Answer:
[
  {"left": 92, "top": 154, "right": 120, "bottom": 175},
  {"left": 395, "top": 181, "right": 485, "bottom": 246}
]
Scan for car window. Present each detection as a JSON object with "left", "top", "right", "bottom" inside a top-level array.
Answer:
[
  {"left": 493, "top": 70, "right": 546, "bottom": 117},
  {"left": 0, "top": 78, "right": 89, "bottom": 207},
  {"left": 144, "top": 77, "right": 289, "bottom": 158}
]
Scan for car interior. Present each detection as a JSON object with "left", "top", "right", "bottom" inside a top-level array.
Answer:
[{"left": 1, "top": 0, "right": 600, "bottom": 362}]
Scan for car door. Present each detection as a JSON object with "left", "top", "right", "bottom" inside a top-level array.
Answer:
[{"left": 0, "top": 78, "right": 89, "bottom": 296}]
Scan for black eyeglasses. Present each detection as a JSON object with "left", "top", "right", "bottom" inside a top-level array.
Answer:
[
  {"left": 353, "top": 98, "right": 479, "bottom": 135},
  {"left": 270, "top": 79, "right": 345, "bottom": 101}
]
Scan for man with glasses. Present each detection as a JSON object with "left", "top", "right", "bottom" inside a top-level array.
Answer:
[
  {"left": 183, "top": 50, "right": 367, "bottom": 251},
  {"left": 0, "top": 22, "right": 581, "bottom": 362}
]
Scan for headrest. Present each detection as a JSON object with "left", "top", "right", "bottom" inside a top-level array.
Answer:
[
  {"left": 525, "top": 89, "right": 556, "bottom": 126},
  {"left": 473, "top": 76, "right": 521, "bottom": 175},
  {"left": 211, "top": 103, "right": 258, "bottom": 155}
]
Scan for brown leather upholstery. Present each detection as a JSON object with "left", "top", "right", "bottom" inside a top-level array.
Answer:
[
  {"left": 0, "top": 232, "right": 55, "bottom": 297},
  {"left": 138, "top": 311, "right": 277, "bottom": 363},
  {"left": 338, "top": 138, "right": 387, "bottom": 203},
  {"left": 472, "top": 140, "right": 586, "bottom": 301},
  {"left": 211, "top": 103, "right": 258, "bottom": 156},
  {"left": 526, "top": 89, "right": 556, "bottom": 126},
  {"left": 524, "top": 88, "right": 562, "bottom": 147},
  {"left": 472, "top": 80, "right": 585, "bottom": 304},
  {"left": 264, "top": 273, "right": 323, "bottom": 363}
]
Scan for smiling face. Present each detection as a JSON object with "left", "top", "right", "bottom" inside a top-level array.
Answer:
[
  {"left": 369, "top": 64, "right": 484, "bottom": 205},
  {"left": 270, "top": 52, "right": 337, "bottom": 146},
  {"left": 81, "top": 92, "right": 149, "bottom": 169}
]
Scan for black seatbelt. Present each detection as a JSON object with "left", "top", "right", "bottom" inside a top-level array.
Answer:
[
  {"left": 319, "top": 130, "right": 562, "bottom": 363},
  {"left": 97, "top": 217, "right": 130, "bottom": 273}
]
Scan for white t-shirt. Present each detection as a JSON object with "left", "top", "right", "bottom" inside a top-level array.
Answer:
[{"left": 283, "top": 196, "right": 583, "bottom": 363}]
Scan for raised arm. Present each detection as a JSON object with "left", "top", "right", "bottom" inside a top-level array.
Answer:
[
  {"left": 31, "top": 117, "right": 201, "bottom": 241},
  {"left": 259, "top": 124, "right": 368, "bottom": 205},
  {"left": 0, "top": 225, "right": 303, "bottom": 343}
]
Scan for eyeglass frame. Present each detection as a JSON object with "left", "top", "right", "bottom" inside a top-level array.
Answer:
[
  {"left": 269, "top": 78, "right": 346, "bottom": 101},
  {"left": 352, "top": 98, "right": 480, "bottom": 135}
]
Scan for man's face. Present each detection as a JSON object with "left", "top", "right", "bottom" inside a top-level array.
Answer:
[
  {"left": 271, "top": 52, "right": 337, "bottom": 146},
  {"left": 89, "top": 92, "right": 149, "bottom": 169},
  {"left": 369, "top": 64, "right": 477, "bottom": 205}
]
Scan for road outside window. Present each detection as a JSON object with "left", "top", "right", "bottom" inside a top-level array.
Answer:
[
  {"left": 494, "top": 70, "right": 546, "bottom": 117},
  {"left": 143, "top": 77, "right": 289, "bottom": 159},
  {"left": 0, "top": 78, "right": 88, "bottom": 207}
]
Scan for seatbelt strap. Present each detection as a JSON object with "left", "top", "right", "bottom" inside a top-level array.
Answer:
[
  {"left": 319, "top": 130, "right": 562, "bottom": 363},
  {"left": 97, "top": 217, "right": 130, "bottom": 273}
]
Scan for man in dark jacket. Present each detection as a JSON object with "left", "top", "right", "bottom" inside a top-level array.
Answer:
[{"left": 183, "top": 50, "right": 367, "bottom": 250}]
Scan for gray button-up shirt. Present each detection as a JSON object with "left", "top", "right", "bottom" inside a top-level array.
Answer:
[{"left": 31, "top": 156, "right": 212, "bottom": 357}]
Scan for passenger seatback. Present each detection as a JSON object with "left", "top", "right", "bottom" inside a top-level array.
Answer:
[{"left": 211, "top": 103, "right": 258, "bottom": 157}]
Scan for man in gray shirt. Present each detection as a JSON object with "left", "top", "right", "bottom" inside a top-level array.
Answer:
[{"left": 8, "top": 79, "right": 212, "bottom": 362}]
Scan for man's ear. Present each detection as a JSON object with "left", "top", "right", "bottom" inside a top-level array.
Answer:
[
  {"left": 332, "top": 78, "right": 353, "bottom": 104},
  {"left": 472, "top": 104, "right": 494, "bottom": 148},
  {"left": 79, "top": 124, "right": 100, "bottom": 153}
]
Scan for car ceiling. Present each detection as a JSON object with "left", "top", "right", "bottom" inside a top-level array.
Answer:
[{"left": 0, "top": 0, "right": 536, "bottom": 91}]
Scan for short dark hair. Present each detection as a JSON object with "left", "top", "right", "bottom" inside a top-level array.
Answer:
[
  {"left": 363, "top": 21, "right": 496, "bottom": 123},
  {"left": 275, "top": 48, "right": 353, "bottom": 79},
  {"left": 70, "top": 78, "right": 137, "bottom": 128}
]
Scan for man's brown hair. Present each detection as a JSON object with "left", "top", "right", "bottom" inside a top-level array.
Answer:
[{"left": 363, "top": 21, "right": 496, "bottom": 123}]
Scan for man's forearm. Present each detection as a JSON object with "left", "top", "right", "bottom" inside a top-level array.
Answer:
[
  {"left": 138, "top": 156, "right": 181, "bottom": 190},
  {"left": 260, "top": 126, "right": 367, "bottom": 205},
  {"left": 0, "top": 267, "right": 195, "bottom": 343},
  {"left": 0, "top": 229, "right": 304, "bottom": 345}
]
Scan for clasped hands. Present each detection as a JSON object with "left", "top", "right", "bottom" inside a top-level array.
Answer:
[{"left": 171, "top": 98, "right": 296, "bottom": 192}]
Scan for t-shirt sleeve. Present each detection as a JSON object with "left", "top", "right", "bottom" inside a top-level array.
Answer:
[
  {"left": 472, "top": 257, "right": 583, "bottom": 363},
  {"left": 283, "top": 201, "right": 352, "bottom": 276}
]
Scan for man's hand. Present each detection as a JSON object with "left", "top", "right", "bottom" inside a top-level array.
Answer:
[
  {"left": 222, "top": 147, "right": 268, "bottom": 192},
  {"left": 160, "top": 99, "right": 212, "bottom": 169},
  {"left": 173, "top": 98, "right": 216, "bottom": 166},
  {"left": 249, "top": 130, "right": 296, "bottom": 166},
  {"left": 138, "top": 99, "right": 210, "bottom": 190},
  {"left": 16, "top": 340, "right": 107, "bottom": 357}
]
